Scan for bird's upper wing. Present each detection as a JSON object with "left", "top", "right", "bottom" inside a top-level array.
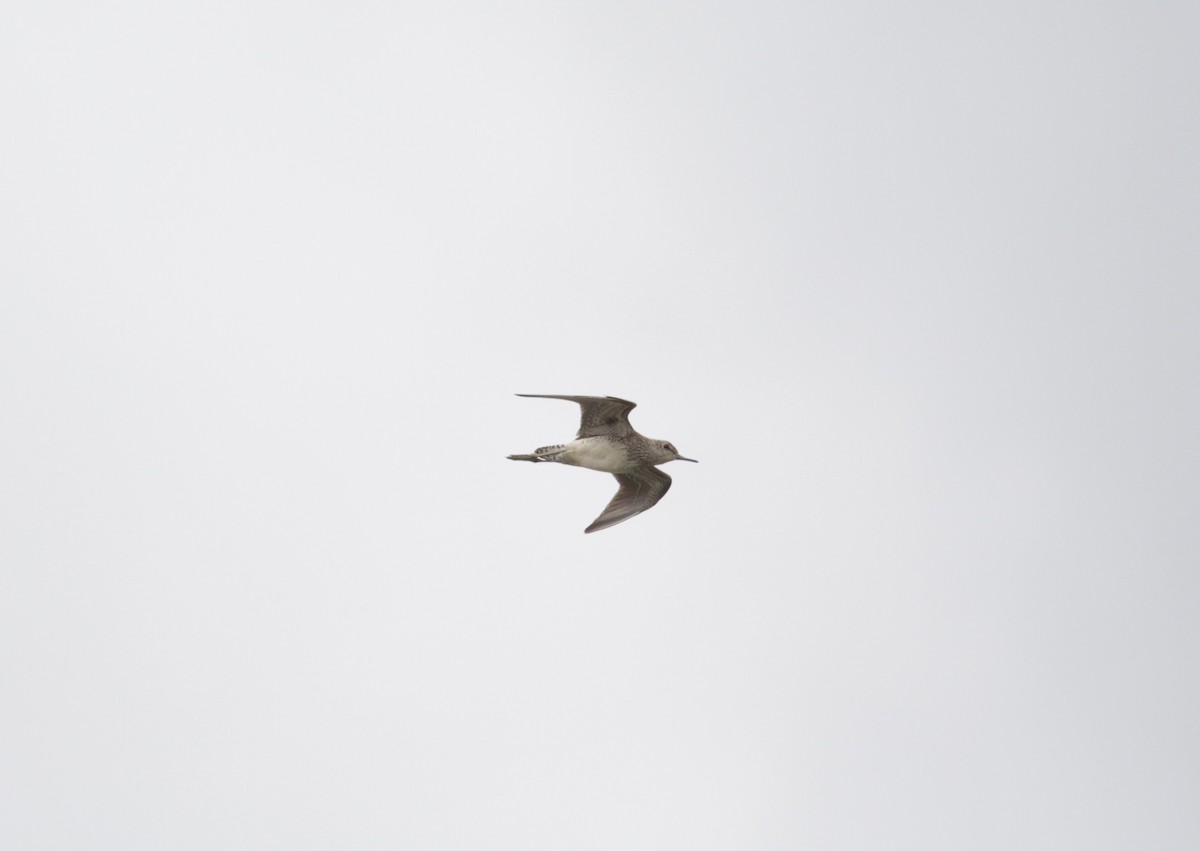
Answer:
[
  {"left": 585, "top": 467, "right": 672, "bottom": 533},
  {"left": 516, "top": 394, "right": 637, "bottom": 438}
]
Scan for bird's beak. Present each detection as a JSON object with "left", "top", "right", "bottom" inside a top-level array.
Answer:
[{"left": 678, "top": 456, "right": 698, "bottom": 463}]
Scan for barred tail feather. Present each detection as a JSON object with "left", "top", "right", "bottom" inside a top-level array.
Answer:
[{"left": 508, "top": 443, "right": 567, "bottom": 463}]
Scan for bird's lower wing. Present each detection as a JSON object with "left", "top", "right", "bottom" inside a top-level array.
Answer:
[{"left": 584, "top": 468, "right": 672, "bottom": 533}]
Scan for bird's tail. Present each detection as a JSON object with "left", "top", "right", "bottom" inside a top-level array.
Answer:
[{"left": 507, "top": 444, "right": 566, "bottom": 462}]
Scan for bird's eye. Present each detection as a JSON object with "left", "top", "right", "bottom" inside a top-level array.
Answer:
[{"left": 664, "top": 443, "right": 674, "bottom": 452}]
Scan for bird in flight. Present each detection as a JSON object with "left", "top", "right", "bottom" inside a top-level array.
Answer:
[{"left": 508, "top": 394, "right": 697, "bottom": 533}]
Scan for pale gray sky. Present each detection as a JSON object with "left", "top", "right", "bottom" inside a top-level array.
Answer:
[{"left": 2, "top": 2, "right": 1198, "bottom": 849}]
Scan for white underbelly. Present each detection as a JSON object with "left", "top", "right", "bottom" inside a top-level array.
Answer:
[{"left": 563, "top": 437, "right": 630, "bottom": 473}]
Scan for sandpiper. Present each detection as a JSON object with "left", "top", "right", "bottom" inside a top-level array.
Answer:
[{"left": 507, "top": 394, "right": 698, "bottom": 533}]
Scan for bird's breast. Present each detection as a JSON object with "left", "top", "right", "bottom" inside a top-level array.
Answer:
[{"left": 562, "top": 437, "right": 631, "bottom": 473}]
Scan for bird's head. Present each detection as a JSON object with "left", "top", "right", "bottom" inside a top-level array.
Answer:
[{"left": 653, "top": 440, "right": 698, "bottom": 465}]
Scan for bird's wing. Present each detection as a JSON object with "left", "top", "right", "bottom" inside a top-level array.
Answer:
[
  {"left": 516, "top": 394, "right": 637, "bottom": 438},
  {"left": 585, "top": 467, "right": 672, "bottom": 533}
]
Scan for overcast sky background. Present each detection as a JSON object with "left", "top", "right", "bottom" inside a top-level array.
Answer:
[{"left": 3, "top": 2, "right": 1198, "bottom": 849}]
